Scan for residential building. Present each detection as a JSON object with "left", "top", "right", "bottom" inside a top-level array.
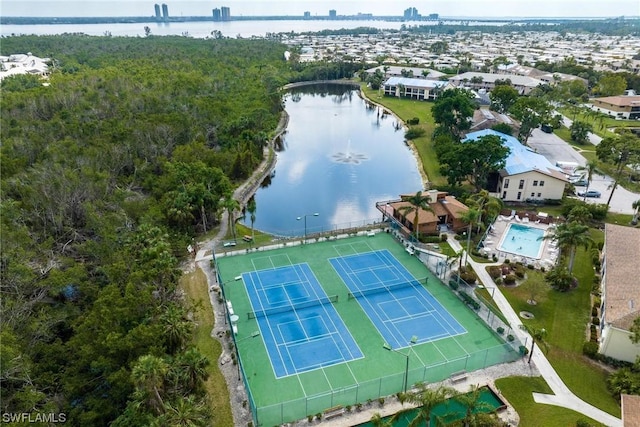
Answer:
[
  {"left": 364, "top": 65, "right": 446, "bottom": 80},
  {"left": 598, "top": 224, "right": 640, "bottom": 364},
  {"left": 154, "top": 4, "right": 161, "bottom": 20},
  {"left": 377, "top": 190, "right": 469, "bottom": 237},
  {"left": 590, "top": 95, "right": 640, "bottom": 120},
  {"left": 0, "top": 53, "right": 50, "bottom": 81},
  {"left": 212, "top": 8, "right": 221, "bottom": 20},
  {"left": 464, "top": 130, "right": 567, "bottom": 202},
  {"left": 449, "top": 72, "right": 544, "bottom": 95},
  {"left": 382, "top": 77, "right": 452, "bottom": 101},
  {"left": 329, "top": 9, "right": 337, "bottom": 18}
]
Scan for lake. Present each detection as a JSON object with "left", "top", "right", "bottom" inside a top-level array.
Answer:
[{"left": 241, "top": 83, "right": 423, "bottom": 236}]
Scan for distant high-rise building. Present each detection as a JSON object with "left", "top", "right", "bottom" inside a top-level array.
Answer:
[
  {"left": 221, "top": 6, "right": 230, "bottom": 21},
  {"left": 304, "top": 11, "right": 311, "bottom": 19},
  {"left": 329, "top": 9, "right": 337, "bottom": 18},
  {"left": 154, "top": 4, "right": 161, "bottom": 20},
  {"left": 212, "top": 8, "right": 221, "bottom": 21},
  {"left": 161, "top": 3, "right": 169, "bottom": 21},
  {"left": 404, "top": 7, "right": 420, "bottom": 20}
]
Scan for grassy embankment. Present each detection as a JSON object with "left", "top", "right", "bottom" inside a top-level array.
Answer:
[
  {"left": 360, "top": 85, "right": 446, "bottom": 187},
  {"left": 180, "top": 268, "right": 234, "bottom": 426}
]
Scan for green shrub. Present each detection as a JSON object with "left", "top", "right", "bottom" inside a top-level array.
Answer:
[
  {"left": 460, "top": 271, "right": 477, "bottom": 285},
  {"left": 592, "top": 317, "right": 600, "bottom": 326},
  {"left": 576, "top": 419, "right": 595, "bottom": 427},
  {"left": 582, "top": 341, "right": 599, "bottom": 358},
  {"left": 591, "top": 307, "right": 598, "bottom": 317},
  {"left": 405, "top": 127, "right": 426, "bottom": 140},
  {"left": 519, "top": 345, "right": 529, "bottom": 356},
  {"left": 449, "top": 280, "right": 460, "bottom": 290},
  {"left": 497, "top": 326, "right": 505, "bottom": 335},
  {"left": 504, "top": 258, "right": 510, "bottom": 264},
  {"left": 488, "top": 266, "right": 502, "bottom": 279},
  {"left": 407, "top": 117, "right": 420, "bottom": 125},
  {"left": 440, "top": 233, "right": 448, "bottom": 242},
  {"left": 503, "top": 274, "right": 517, "bottom": 285},
  {"left": 507, "top": 334, "right": 515, "bottom": 342}
]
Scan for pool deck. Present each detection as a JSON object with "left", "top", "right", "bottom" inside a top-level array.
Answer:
[{"left": 480, "top": 214, "right": 559, "bottom": 269}]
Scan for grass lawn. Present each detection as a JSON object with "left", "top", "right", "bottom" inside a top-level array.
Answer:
[
  {"left": 495, "top": 376, "right": 606, "bottom": 427},
  {"left": 360, "top": 85, "right": 446, "bottom": 186},
  {"left": 180, "top": 269, "right": 234, "bottom": 426},
  {"left": 499, "top": 229, "right": 621, "bottom": 417},
  {"left": 559, "top": 107, "right": 640, "bottom": 139}
]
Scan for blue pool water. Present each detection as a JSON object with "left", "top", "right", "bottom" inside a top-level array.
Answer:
[{"left": 498, "top": 223, "right": 545, "bottom": 259}]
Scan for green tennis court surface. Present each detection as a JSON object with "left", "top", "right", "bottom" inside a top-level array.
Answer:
[{"left": 215, "top": 233, "right": 518, "bottom": 426}]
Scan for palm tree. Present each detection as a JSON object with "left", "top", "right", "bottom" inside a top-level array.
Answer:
[
  {"left": 162, "top": 395, "right": 210, "bottom": 427},
  {"left": 575, "top": 160, "right": 599, "bottom": 202},
  {"left": 631, "top": 199, "right": 640, "bottom": 225},
  {"left": 398, "top": 191, "right": 434, "bottom": 242},
  {"left": 542, "top": 222, "right": 593, "bottom": 274},
  {"left": 460, "top": 208, "right": 480, "bottom": 266},
  {"left": 466, "top": 190, "right": 502, "bottom": 233},
  {"left": 161, "top": 304, "right": 193, "bottom": 354},
  {"left": 176, "top": 348, "right": 210, "bottom": 394},
  {"left": 247, "top": 198, "right": 257, "bottom": 242},
  {"left": 455, "top": 384, "right": 501, "bottom": 426},
  {"left": 221, "top": 193, "right": 240, "bottom": 242},
  {"left": 520, "top": 325, "right": 549, "bottom": 364},
  {"left": 402, "top": 383, "right": 457, "bottom": 426},
  {"left": 132, "top": 354, "right": 169, "bottom": 415}
]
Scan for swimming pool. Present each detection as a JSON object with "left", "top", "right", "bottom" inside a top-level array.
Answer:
[
  {"left": 498, "top": 223, "right": 545, "bottom": 259},
  {"left": 354, "top": 385, "right": 507, "bottom": 426}
]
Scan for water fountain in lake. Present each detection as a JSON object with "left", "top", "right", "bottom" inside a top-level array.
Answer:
[{"left": 330, "top": 139, "right": 368, "bottom": 165}]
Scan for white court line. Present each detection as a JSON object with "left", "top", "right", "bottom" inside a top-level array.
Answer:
[{"left": 299, "top": 264, "right": 364, "bottom": 360}]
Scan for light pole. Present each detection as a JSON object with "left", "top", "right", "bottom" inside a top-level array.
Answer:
[
  {"left": 234, "top": 331, "right": 260, "bottom": 380},
  {"left": 297, "top": 212, "right": 319, "bottom": 244},
  {"left": 383, "top": 336, "right": 417, "bottom": 394}
]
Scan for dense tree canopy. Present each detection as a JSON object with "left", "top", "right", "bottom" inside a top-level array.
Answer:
[
  {"left": 431, "top": 88, "right": 476, "bottom": 139},
  {"left": 0, "top": 34, "right": 298, "bottom": 425}
]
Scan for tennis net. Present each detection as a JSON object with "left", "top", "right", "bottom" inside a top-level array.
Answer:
[
  {"left": 347, "top": 278, "right": 427, "bottom": 300},
  {"left": 247, "top": 294, "right": 338, "bottom": 319}
]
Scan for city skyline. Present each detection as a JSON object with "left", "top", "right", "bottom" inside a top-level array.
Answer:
[{"left": 2, "top": 0, "right": 639, "bottom": 18}]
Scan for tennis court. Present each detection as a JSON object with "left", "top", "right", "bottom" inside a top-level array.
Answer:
[
  {"left": 242, "top": 263, "right": 362, "bottom": 378},
  {"left": 215, "top": 232, "right": 519, "bottom": 426},
  {"left": 329, "top": 249, "right": 466, "bottom": 349}
]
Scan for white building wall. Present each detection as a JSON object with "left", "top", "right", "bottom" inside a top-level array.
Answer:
[
  {"left": 599, "top": 325, "right": 640, "bottom": 363},
  {"left": 498, "top": 171, "right": 565, "bottom": 202}
]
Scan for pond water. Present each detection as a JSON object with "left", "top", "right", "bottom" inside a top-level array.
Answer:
[{"left": 241, "top": 83, "right": 423, "bottom": 237}]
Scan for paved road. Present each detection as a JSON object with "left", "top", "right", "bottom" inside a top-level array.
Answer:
[{"left": 527, "top": 127, "right": 638, "bottom": 214}]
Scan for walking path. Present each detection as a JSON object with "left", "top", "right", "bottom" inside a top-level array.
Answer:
[{"left": 447, "top": 237, "right": 622, "bottom": 427}]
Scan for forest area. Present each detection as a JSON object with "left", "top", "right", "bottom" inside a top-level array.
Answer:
[{"left": 0, "top": 34, "right": 330, "bottom": 426}]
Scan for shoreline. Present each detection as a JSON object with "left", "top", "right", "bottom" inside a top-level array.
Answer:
[{"left": 357, "top": 87, "right": 431, "bottom": 189}]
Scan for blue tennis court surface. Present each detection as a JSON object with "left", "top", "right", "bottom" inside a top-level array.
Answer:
[
  {"left": 242, "top": 263, "right": 363, "bottom": 378},
  {"left": 330, "top": 250, "right": 466, "bottom": 349}
]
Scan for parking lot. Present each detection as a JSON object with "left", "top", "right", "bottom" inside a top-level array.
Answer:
[{"left": 527, "top": 127, "right": 638, "bottom": 214}]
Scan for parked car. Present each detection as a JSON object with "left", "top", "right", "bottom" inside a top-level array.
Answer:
[
  {"left": 578, "top": 190, "right": 601, "bottom": 198},
  {"left": 541, "top": 124, "right": 553, "bottom": 133},
  {"left": 571, "top": 179, "right": 589, "bottom": 186}
]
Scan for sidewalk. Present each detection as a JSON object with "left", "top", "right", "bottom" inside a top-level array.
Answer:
[{"left": 448, "top": 236, "right": 622, "bottom": 426}]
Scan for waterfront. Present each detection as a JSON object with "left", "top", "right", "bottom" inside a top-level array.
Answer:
[
  {"left": 1, "top": 19, "right": 405, "bottom": 38},
  {"left": 241, "top": 83, "right": 422, "bottom": 236}
]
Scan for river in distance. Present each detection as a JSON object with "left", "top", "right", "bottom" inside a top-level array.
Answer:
[{"left": 240, "top": 83, "right": 422, "bottom": 237}]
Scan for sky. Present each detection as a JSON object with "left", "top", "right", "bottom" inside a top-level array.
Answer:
[{"left": 2, "top": 0, "right": 639, "bottom": 18}]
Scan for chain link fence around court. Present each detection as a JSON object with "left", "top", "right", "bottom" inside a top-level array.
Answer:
[{"left": 252, "top": 342, "right": 520, "bottom": 426}]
